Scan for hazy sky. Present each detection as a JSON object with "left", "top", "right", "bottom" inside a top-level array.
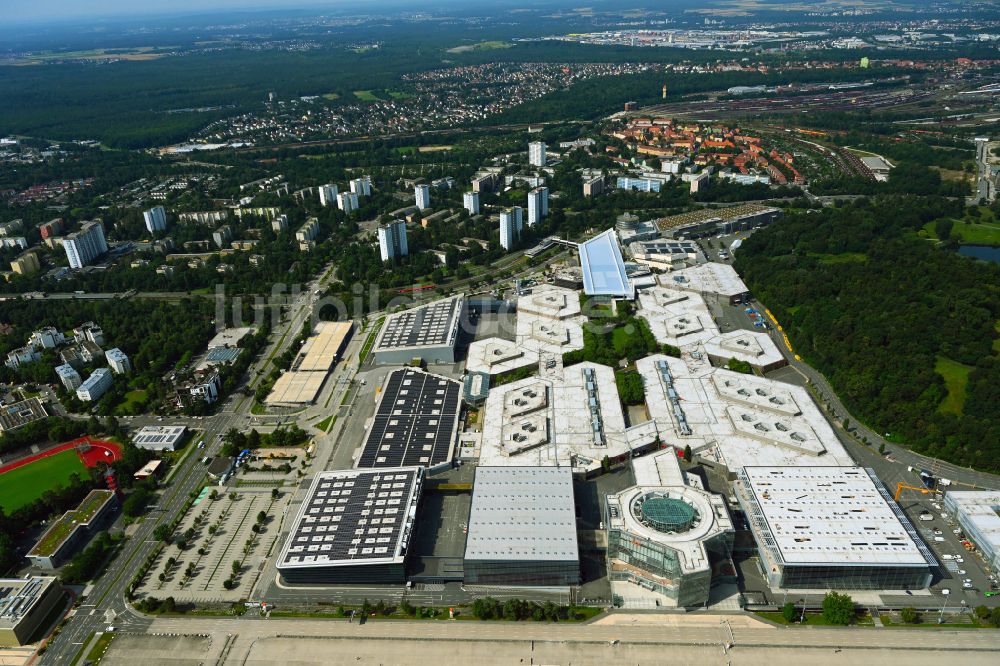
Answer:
[{"left": 6, "top": 1, "right": 354, "bottom": 23}]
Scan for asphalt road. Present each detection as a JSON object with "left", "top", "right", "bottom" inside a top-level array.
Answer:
[{"left": 42, "top": 272, "right": 328, "bottom": 664}]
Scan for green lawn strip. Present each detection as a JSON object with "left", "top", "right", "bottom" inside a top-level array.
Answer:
[
  {"left": 358, "top": 316, "right": 385, "bottom": 364},
  {"left": 352, "top": 90, "right": 381, "bottom": 102},
  {"left": 935, "top": 355, "right": 972, "bottom": 415},
  {"left": 0, "top": 450, "right": 88, "bottom": 513},
  {"left": 313, "top": 415, "right": 336, "bottom": 432},
  {"left": 84, "top": 632, "right": 116, "bottom": 663}
]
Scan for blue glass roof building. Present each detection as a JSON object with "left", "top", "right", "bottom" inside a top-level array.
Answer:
[{"left": 579, "top": 229, "right": 633, "bottom": 299}]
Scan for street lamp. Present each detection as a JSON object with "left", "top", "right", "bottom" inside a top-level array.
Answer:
[
  {"left": 799, "top": 598, "right": 806, "bottom": 624},
  {"left": 938, "top": 589, "right": 950, "bottom": 624}
]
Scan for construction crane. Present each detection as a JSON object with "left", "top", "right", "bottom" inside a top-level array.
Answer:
[{"left": 895, "top": 482, "right": 937, "bottom": 502}]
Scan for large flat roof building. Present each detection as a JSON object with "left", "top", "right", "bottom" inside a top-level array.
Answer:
[
  {"left": 464, "top": 467, "right": 579, "bottom": 586},
  {"left": 666, "top": 262, "right": 750, "bottom": 305},
  {"left": 637, "top": 354, "right": 853, "bottom": 469},
  {"left": 265, "top": 372, "right": 327, "bottom": 406},
  {"left": 276, "top": 467, "right": 423, "bottom": 584},
  {"left": 606, "top": 449, "right": 734, "bottom": 607},
  {"left": 295, "top": 321, "right": 353, "bottom": 372},
  {"left": 356, "top": 369, "right": 461, "bottom": 470},
  {"left": 943, "top": 491, "right": 1000, "bottom": 574},
  {"left": 371, "top": 294, "right": 464, "bottom": 365},
  {"left": 27, "top": 490, "right": 118, "bottom": 569},
  {"left": 655, "top": 203, "right": 780, "bottom": 239},
  {"left": 0, "top": 576, "right": 63, "bottom": 647},
  {"left": 478, "top": 362, "right": 660, "bottom": 475},
  {"left": 0, "top": 398, "right": 47, "bottom": 433},
  {"left": 735, "top": 466, "right": 937, "bottom": 590},
  {"left": 132, "top": 425, "right": 188, "bottom": 451},
  {"left": 579, "top": 229, "right": 633, "bottom": 299}
]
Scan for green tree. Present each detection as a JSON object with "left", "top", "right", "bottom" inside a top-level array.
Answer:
[
  {"left": 683, "top": 444, "right": 692, "bottom": 462},
  {"left": 782, "top": 602, "right": 796, "bottom": 623},
  {"left": 821, "top": 591, "right": 855, "bottom": 626},
  {"left": 900, "top": 607, "right": 918, "bottom": 624},
  {"left": 934, "top": 217, "right": 954, "bottom": 241},
  {"left": 153, "top": 524, "right": 172, "bottom": 542}
]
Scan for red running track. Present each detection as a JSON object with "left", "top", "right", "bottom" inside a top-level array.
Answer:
[{"left": 0, "top": 437, "right": 122, "bottom": 475}]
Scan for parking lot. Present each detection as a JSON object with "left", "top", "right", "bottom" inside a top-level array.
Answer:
[{"left": 134, "top": 487, "right": 291, "bottom": 604}]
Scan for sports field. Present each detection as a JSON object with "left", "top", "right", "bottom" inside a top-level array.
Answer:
[{"left": 0, "top": 450, "right": 88, "bottom": 513}]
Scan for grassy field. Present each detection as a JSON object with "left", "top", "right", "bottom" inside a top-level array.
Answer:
[
  {"left": 322, "top": 92, "right": 340, "bottom": 101},
  {"left": 923, "top": 219, "right": 1000, "bottom": 246},
  {"left": 385, "top": 90, "right": 414, "bottom": 100},
  {"left": 446, "top": 41, "right": 513, "bottom": 54},
  {"left": 353, "top": 90, "right": 382, "bottom": 102},
  {"left": 116, "top": 389, "right": 148, "bottom": 415},
  {"left": 935, "top": 355, "right": 972, "bottom": 415},
  {"left": 0, "top": 450, "right": 87, "bottom": 513}
]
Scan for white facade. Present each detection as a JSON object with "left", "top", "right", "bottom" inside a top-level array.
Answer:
[
  {"left": 527, "top": 187, "right": 548, "bottom": 226},
  {"left": 106, "top": 347, "right": 132, "bottom": 375},
  {"left": 29, "top": 327, "right": 65, "bottom": 349},
  {"left": 378, "top": 220, "right": 409, "bottom": 262},
  {"left": 337, "top": 191, "right": 359, "bottom": 213},
  {"left": 499, "top": 210, "right": 517, "bottom": 250},
  {"left": 5, "top": 346, "right": 39, "bottom": 369},
  {"left": 350, "top": 176, "right": 371, "bottom": 196},
  {"left": 318, "top": 184, "right": 338, "bottom": 207},
  {"left": 414, "top": 184, "right": 431, "bottom": 210},
  {"left": 55, "top": 363, "right": 82, "bottom": 391},
  {"left": 143, "top": 206, "right": 167, "bottom": 233},
  {"left": 528, "top": 141, "right": 547, "bottom": 167},
  {"left": 77, "top": 368, "right": 113, "bottom": 402},
  {"left": 463, "top": 191, "right": 480, "bottom": 215},
  {"left": 63, "top": 221, "right": 108, "bottom": 269}
]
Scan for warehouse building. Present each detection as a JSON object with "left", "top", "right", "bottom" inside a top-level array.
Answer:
[
  {"left": 735, "top": 467, "right": 937, "bottom": 590},
  {"left": 606, "top": 449, "right": 734, "bottom": 607},
  {"left": 637, "top": 354, "right": 853, "bottom": 469},
  {"left": 132, "top": 425, "right": 187, "bottom": 451},
  {"left": 478, "top": 362, "right": 659, "bottom": 476},
  {"left": 356, "top": 368, "right": 461, "bottom": 471},
  {"left": 463, "top": 467, "right": 580, "bottom": 586},
  {"left": 0, "top": 576, "right": 64, "bottom": 647},
  {"left": 371, "top": 294, "right": 464, "bottom": 365},
  {"left": 943, "top": 491, "right": 1000, "bottom": 574},
  {"left": 276, "top": 467, "right": 423, "bottom": 584},
  {"left": 26, "top": 490, "right": 118, "bottom": 569},
  {"left": 655, "top": 203, "right": 780, "bottom": 239},
  {"left": 264, "top": 321, "right": 353, "bottom": 405},
  {"left": 666, "top": 262, "right": 750, "bottom": 305}
]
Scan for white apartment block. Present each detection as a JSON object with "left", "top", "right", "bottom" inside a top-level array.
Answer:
[
  {"left": 463, "top": 191, "right": 480, "bottom": 215},
  {"left": 378, "top": 220, "right": 409, "bottom": 262}
]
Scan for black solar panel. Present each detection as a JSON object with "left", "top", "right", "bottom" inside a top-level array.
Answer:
[
  {"left": 357, "top": 369, "right": 461, "bottom": 468},
  {"left": 281, "top": 469, "right": 419, "bottom": 565},
  {"left": 376, "top": 297, "right": 460, "bottom": 350}
]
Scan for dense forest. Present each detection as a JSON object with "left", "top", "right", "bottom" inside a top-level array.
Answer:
[{"left": 736, "top": 196, "right": 1000, "bottom": 470}]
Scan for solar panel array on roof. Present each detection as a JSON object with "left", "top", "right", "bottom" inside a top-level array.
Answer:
[
  {"left": 205, "top": 347, "right": 242, "bottom": 364},
  {"left": 279, "top": 467, "right": 421, "bottom": 568},
  {"left": 357, "top": 369, "right": 461, "bottom": 468},
  {"left": 375, "top": 295, "right": 462, "bottom": 351}
]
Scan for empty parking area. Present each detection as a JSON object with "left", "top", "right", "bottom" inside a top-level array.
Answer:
[{"left": 134, "top": 488, "right": 291, "bottom": 604}]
